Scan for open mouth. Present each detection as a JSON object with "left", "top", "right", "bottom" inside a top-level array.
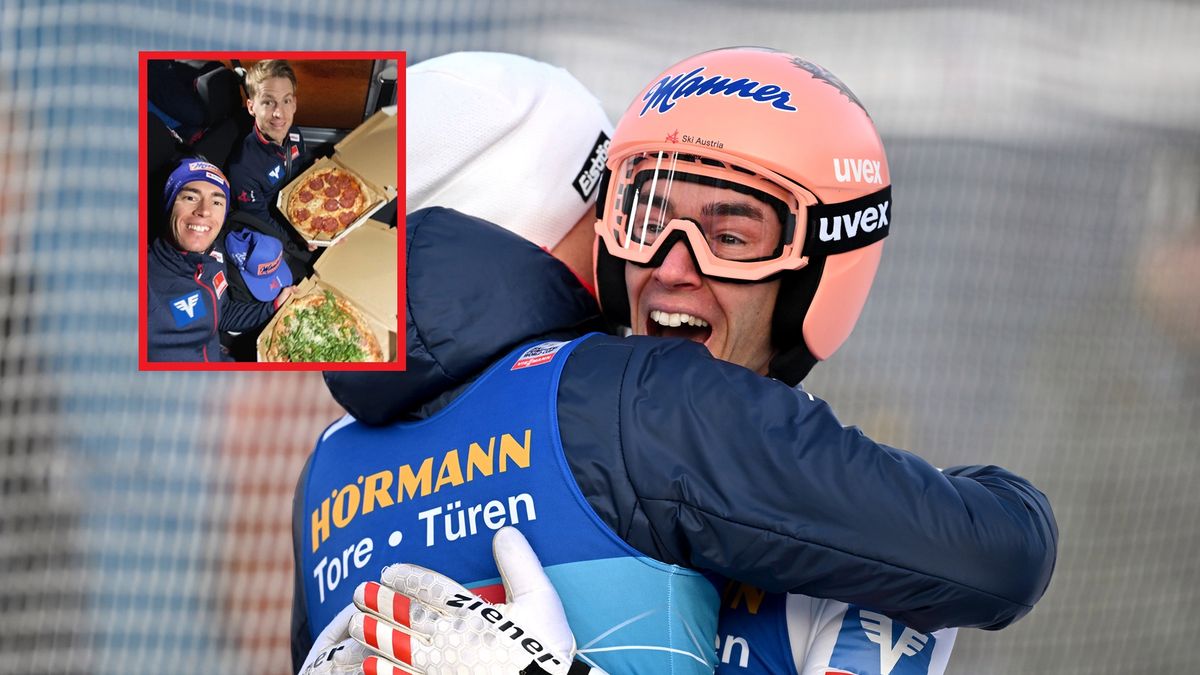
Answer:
[{"left": 646, "top": 309, "right": 712, "bottom": 344}]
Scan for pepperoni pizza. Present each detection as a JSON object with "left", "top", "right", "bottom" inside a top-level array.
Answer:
[{"left": 286, "top": 167, "right": 369, "bottom": 240}]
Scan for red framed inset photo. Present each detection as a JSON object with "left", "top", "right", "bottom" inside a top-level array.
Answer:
[{"left": 139, "top": 51, "right": 406, "bottom": 371}]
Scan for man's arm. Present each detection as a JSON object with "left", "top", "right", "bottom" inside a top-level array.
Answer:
[
  {"left": 217, "top": 292, "right": 281, "bottom": 333},
  {"left": 560, "top": 336, "right": 1057, "bottom": 634}
]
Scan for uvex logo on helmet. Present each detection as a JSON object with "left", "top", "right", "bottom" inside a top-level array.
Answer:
[{"left": 639, "top": 66, "right": 797, "bottom": 116}]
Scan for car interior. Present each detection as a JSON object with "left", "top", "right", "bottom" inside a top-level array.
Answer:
[{"left": 145, "top": 57, "right": 399, "bottom": 239}]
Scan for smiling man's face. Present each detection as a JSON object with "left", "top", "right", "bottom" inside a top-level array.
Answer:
[
  {"left": 248, "top": 76, "right": 297, "bottom": 145},
  {"left": 624, "top": 181, "right": 781, "bottom": 374},
  {"left": 169, "top": 180, "right": 226, "bottom": 253}
]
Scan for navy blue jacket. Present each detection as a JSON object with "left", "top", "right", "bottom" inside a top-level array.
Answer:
[
  {"left": 226, "top": 124, "right": 315, "bottom": 279},
  {"left": 300, "top": 207, "right": 1057, "bottom": 665},
  {"left": 147, "top": 237, "right": 274, "bottom": 362}
]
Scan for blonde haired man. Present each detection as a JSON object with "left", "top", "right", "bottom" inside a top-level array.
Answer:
[{"left": 227, "top": 59, "right": 315, "bottom": 280}]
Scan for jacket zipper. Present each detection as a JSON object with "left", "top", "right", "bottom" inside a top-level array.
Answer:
[{"left": 195, "top": 264, "right": 219, "bottom": 362}]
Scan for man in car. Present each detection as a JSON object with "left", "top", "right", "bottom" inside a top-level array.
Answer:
[
  {"left": 147, "top": 158, "right": 292, "bottom": 362},
  {"left": 226, "top": 59, "right": 315, "bottom": 281}
]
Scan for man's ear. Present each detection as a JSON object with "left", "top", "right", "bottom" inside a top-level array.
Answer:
[{"left": 246, "top": 97, "right": 255, "bottom": 115}]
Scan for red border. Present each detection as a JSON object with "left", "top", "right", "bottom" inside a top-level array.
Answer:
[{"left": 138, "top": 51, "right": 407, "bottom": 371}]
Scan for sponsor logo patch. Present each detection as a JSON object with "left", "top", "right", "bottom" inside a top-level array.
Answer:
[
  {"left": 268, "top": 164, "right": 283, "bottom": 184},
  {"left": 205, "top": 171, "right": 226, "bottom": 186},
  {"left": 238, "top": 189, "right": 255, "bottom": 203},
  {"left": 289, "top": 132, "right": 300, "bottom": 142},
  {"left": 209, "top": 250, "right": 224, "bottom": 264},
  {"left": 169, "top": 291, "right": 206, "bottom": 327},
  {"left": 291, "top": 145, "right": 299, "bottom": 159},
  {"left": 213, "top": 270, "right": 227, "bottom": 298},
  {"left": 640, "top": 66, "right": 797, "bottom": 116},
  {"left": 511, "top": 341, "right": 568, "bottom": 370},
  {"left": 256, "top": 255, "right": 281, "bottom": 277},
  {"left": 828, "top": 607, "right": 934, "bottom": 675},
  {"left": 188, "top": 161, "right": 214, "bottom": 172},
  {"left": 573, "top": 132, "right": 610, "bottom": 201}
]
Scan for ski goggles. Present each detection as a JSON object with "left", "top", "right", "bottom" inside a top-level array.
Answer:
[{"left": 596, "top": 150, "right": 892, "bottom": 281}]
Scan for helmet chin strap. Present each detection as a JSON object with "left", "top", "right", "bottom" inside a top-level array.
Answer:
[{"left": 768, "top": 254, "right": 826, "bottom": 386}]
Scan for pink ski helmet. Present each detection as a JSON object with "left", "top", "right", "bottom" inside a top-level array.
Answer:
[{"left": 594, "top": 47, "right": 892, "bottom": 384}]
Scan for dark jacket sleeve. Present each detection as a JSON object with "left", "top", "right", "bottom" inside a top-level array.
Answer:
[
  {"left": 218, "top": 294, "right": 274, "bottom": 332},
  {"left": 558, "top": 336, "right": 1058, "bottom": 634}
]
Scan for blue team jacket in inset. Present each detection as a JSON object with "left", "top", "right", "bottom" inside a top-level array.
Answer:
[{"left": 300, "top": 337, "right": 720, "bottom": 674}]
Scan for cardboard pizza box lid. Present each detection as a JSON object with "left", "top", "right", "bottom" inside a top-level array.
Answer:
[
  {"left": 332, "top": 107, "right": 398, "bottom": 197},
  {"left": 312, "top": 218, "right": 398, "bottom": 330}
]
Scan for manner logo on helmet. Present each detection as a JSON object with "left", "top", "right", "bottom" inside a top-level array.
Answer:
[
  {"left": 573, "top": 131, "right": 610, "bottom": 201},
  {"left": 639, "top": 66, "right": 797, "bottom": 116}
]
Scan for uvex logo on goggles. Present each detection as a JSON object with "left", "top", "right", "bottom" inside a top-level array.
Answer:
[
  {"left": 640, "top": 66, "right": 797, "bottom": 116},
  {"left": 805, "top": 186, "right": 892, "bottom": 257}
]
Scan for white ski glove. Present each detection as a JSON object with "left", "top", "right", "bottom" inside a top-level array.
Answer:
[
  {"left": 297, "top": 602, "right": 374, "bottom": 675},
  {"left": 348, "top": 526, "right": 605, "bottom": 675}
]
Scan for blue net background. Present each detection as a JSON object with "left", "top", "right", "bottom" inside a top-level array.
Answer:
[{"left": 1, "top": 1, "right": 1198, "bottom": 673}]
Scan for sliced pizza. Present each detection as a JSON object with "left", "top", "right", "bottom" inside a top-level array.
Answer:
[{"left": 286, "top": 167, "right": 369, "bottom": 241}]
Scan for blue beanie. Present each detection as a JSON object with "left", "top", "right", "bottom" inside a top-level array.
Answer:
[{"left": 163, "top": 158, "right": 231, "bottom": 214}]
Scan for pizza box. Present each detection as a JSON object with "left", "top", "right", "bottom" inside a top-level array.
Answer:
[
  {"left": 277, "top": 108, "right": 399, "bottom": 247},
  {"left": 257, "top": 218, "right": 398, "bottom": 362}
]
